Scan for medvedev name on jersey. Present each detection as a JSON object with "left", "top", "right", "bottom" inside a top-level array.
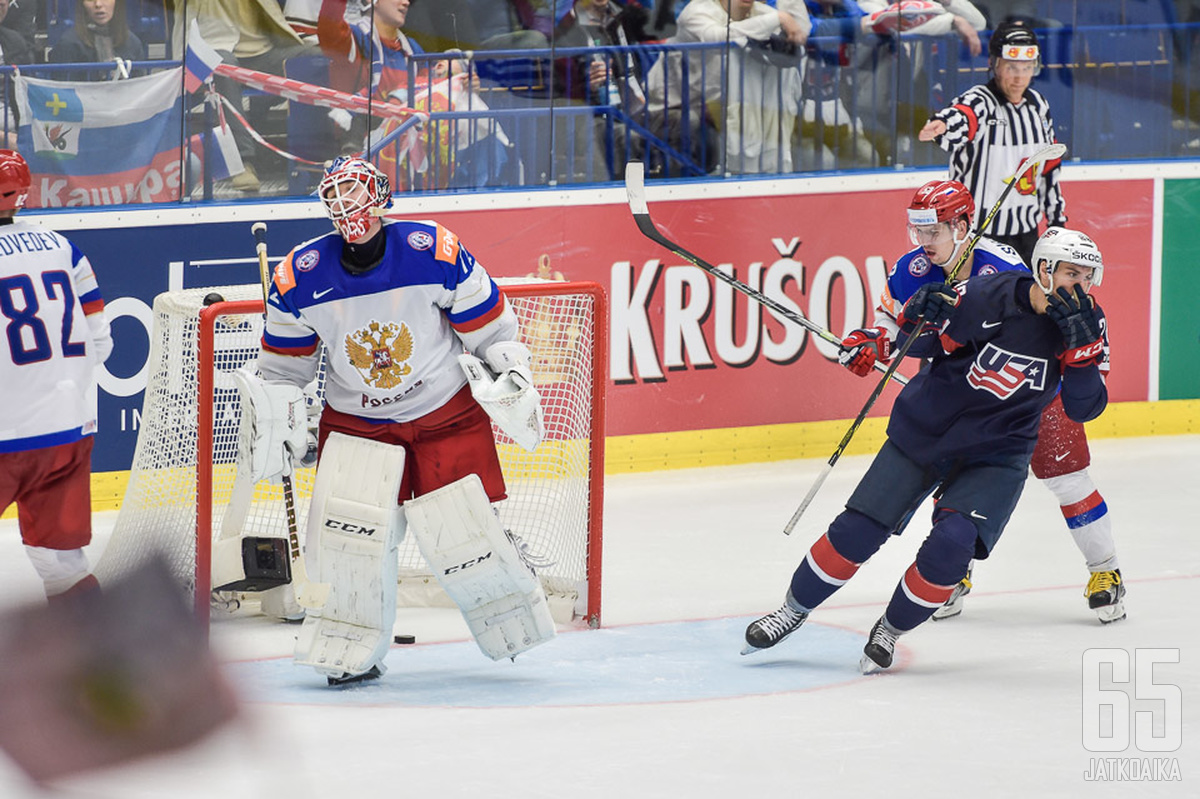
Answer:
[{"left": 0, "top": 229, "right": 63, "bottom": 256}]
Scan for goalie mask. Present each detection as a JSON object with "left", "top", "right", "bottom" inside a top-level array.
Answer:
[
  {"left": 0, "top": 149, "right": 30, "bottom": 211},
  {"left": 1031, "top": 227, "right": 1104, "bottom": 293},
  {"left": 318, "top": 157, "right": 393, "bottom": 242}
]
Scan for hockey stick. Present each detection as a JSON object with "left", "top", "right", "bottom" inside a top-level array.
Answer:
[
  {"left": 624, "top": 162, "right": 907, "bottom": 385},
  {"left": 781, "top": 141, "right": 1068, "bottom": 535},
  {"left": 250, "top": 222, "right": 331, "bottom": 609}
]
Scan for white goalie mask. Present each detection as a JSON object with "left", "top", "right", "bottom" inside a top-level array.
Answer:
[
  {"left": 1031, "top": 227, "right": 1104, "bottom": 293},
  {"left": 317, "top": 156, "right": 393, "bottom": 242}
]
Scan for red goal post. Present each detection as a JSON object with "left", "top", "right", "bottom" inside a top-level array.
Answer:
[{"left": 95, "top": 280, "right": 607, "bottom": 632}]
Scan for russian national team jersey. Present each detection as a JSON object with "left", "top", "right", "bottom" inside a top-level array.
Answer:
[
  {"left": 887, "top": 270, "right": 1109, "bottom": 464},
  {"left": 258, "top": 220, "right": 518, "bottom": 423},
  {"left": 873, "top": 236, "right": 1028, "bottom": 336},
  {"left": 0, "top": 221, "right": 111, "bottom": 453}
]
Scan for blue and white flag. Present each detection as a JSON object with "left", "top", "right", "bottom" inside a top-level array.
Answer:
[{"left": 16, "top": 68, "right": 185, "bottom": 207}]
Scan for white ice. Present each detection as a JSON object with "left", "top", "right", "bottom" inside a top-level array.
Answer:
[{"left": 1, "top": 435, "right": 1196, "bottom": 798}]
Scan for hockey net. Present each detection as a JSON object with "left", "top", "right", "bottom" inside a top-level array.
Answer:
[{"left": 94, "top": 280, "right": 607, "bottom": 629}]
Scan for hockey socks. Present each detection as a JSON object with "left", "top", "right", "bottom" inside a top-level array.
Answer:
[
  {"left": 790, "top": 510, "right": 890, "bottom": 610},
  {"left": 884, "top": 511, "right": 976, "bottom": 631}
]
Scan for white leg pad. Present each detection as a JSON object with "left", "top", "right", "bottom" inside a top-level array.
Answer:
[
  {"left": 405, "top": 474, "right": 556, "bottom": 661},
  {"left": 294, "top": 432, "right": 407, "bottom": 681}
]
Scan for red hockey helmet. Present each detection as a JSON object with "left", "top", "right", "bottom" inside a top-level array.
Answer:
[
  {"left": 906, "top": 180, "right": 975, "bottom": 226},
  {"left": 0, "top": 149, "right": 31, "bottom": 211}
]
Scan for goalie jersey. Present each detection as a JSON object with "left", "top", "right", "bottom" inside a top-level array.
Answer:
[
  {"left": 0, "top": 221, "right": 111, "bottom": 453},
  {"left": 259, "top": 220, "right": 519, "bottom": 422}
]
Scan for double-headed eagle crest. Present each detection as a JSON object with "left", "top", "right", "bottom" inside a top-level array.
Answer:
[{"left": 345, "top": 321, "right": 414, "bottom": 389}]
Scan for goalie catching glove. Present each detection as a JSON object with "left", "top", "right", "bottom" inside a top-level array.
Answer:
[
  {"left": 233, "top": 368, "right": 312, "bottom": 483},
  {"left": 459, "top": 341, "right": 545, "bottom": 452}
]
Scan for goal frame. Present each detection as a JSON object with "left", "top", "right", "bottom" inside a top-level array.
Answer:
[{"left": 191, "top": 281, "right": 607, "bottom": 631}]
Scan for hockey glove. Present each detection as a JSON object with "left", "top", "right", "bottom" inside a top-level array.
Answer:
[
  {"left": 838, "top": 328, "right": 893, "bottom": 377},
  {"left": 900, "top": 282, "right": 959, "bottom": 329},
  {"left": 1047, "top": 284, "right": 1104, "bottom": 367}
]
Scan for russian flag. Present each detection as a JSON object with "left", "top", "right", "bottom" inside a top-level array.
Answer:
[
  {"left": 184, "top": 20, "right": 223, "bottom": 94},
  {"left": 16, "top": 68, "right": 184, "bottom": 207}
]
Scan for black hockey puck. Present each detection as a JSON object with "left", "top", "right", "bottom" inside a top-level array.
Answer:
[
  {"left": 202, "top": 292, "right": 225, "bottom": 306},
  {"left": 393, "top": 634, "right": 417, "bottom": 645}
]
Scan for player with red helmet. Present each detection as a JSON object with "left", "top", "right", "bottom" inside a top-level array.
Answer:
[
  {"left": 0, "top": 149, "right": 113, "bottom": 604},
  {"left": 837, "top": 179, "right": 1026, "bottom": 378}
]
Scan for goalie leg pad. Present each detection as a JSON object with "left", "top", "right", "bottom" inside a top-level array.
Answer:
[
  {"left": 294, "top": 433, "right": 407, "bottom": 681},
  {"left": 405, "top": 474, "right": 556, "bottom": 661}
]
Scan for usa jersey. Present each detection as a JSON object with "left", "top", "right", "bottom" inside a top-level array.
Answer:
[
  {"left": 259, "top": 220, "right": 519, "bottom": 422},
  {"left": 887, "top": 271, "right": 1108, "bottom": 464},
  {"left": 874, "top": 236, "right": 1028, "bottom": 337},
  {"left": 0, "top": 221, "right": 111, "bottom": 453}
]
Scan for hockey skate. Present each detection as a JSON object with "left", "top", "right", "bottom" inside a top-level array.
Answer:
[
  {"left": 1086, "top": 569, "right": 1126, "bottom": 624},
  {"left": 742, "top": 598, "right": 809, "bottom": 654},
  {"left": 860, "top": 616, "right": 902, "bottom": 674},
  {"left": 931, "top": 566, "right": 972, "bottom": 621}
]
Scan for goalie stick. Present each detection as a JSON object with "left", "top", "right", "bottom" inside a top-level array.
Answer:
[
  {"left": 250, "top": 222, "right": 331, "bottom": 609},
  {"left": 624, "top": 162, "right": 908, "bottom": 385},
  {"left": 782, "top": 141, "right": 1069, "bottom": 535}
]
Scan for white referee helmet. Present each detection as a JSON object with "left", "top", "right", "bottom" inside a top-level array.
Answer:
[{"left": 1031, "top": 227, "right": 1104, "bottom": 293}]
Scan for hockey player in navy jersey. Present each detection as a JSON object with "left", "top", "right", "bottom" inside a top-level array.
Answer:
[
  {"left": 840, "top": 186, "right": 1126, "bottom": 624},
  {"left": 0, "top": 150, "right": 112, "bottom": 603},
  {"left": 837, "top": 179, "right": 1025, "bottom": 380},
  {"left": 241, "top": 157, "right": 554, "bottom": 684},
  {"left": 745, "top": 226, "right": 1109, "bottom": 672}
]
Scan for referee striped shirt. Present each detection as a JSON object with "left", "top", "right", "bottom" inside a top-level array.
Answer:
[{"left": 930, "top": 79, "right": 1066, "bottom": 238}]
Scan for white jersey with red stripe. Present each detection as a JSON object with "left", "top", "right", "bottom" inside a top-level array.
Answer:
[
  {"left": 258, "top": 219, "right": 519, "bottom": 422},
  {"left": 0, "top": 220, "right": 111, "bottom": 454}
]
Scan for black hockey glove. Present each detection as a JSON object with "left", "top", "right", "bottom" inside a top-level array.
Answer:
[
  {"left": 1047, "top": 284, "right": 1103, "bottom": 367},
  {"left": 900, "top": 282, "right": 959, "bottom": 329}
]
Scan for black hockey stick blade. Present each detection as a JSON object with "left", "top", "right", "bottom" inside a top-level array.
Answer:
[{"left": 624, "top": 162, "right": 907, "bottom": 385}]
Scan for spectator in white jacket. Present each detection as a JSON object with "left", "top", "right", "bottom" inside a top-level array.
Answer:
[{"left": 647, "top": 0, "right": 811, "bottom": 174}]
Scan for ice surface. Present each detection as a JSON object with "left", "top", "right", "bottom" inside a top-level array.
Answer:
[{"left": 0, "top": 436, "right": 1196, "bottom": 798}]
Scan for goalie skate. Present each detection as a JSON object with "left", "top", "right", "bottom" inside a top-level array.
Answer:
[{"left": 1086, "top": 570, "right": 1126, "bottom": 624}]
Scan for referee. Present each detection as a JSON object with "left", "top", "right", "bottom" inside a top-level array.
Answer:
[{"left": 917, "top": 21, "right": 1066, "bottom": 265}]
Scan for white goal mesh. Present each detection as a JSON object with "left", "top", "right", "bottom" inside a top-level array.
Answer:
[{"left": 94, "top": 281, "right": 606, "bottom": 628}]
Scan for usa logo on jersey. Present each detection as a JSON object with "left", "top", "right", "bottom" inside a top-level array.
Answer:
[{"left": 967, "top": 343, "right": 1048, "bottom": 399}]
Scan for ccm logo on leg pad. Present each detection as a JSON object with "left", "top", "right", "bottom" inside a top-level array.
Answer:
[
  {"left": 445, "top": 552, "right": 493, "bottom": 575},
  {"left": 324, "top": 519, "right": 378, "bottom": 536}
]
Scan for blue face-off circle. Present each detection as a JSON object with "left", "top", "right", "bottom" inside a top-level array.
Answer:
[{"left": 224, "top": 616, "right": 873, "bottom": 707}]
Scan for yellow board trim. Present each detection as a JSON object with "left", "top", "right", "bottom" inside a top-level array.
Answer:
[{"left": 2, "top": 399, "right": 1196, "bottom": 518}]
